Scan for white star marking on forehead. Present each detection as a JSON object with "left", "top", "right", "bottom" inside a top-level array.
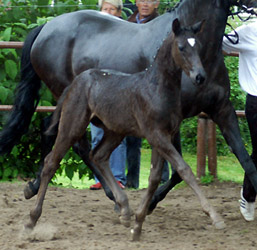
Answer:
[{"left": 187, "top": 38, "right": 196, "bottom": 47}]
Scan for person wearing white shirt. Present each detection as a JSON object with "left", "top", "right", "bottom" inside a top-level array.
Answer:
[{"left": 223, "top": 20, "right": 257, "bottom": 222}]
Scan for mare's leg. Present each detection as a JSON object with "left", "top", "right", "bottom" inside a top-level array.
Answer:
[
  {"left": 148, "top": 131, "right": 182, "bottom": 213},
  {"left": 211, "top": 101, "right": 257, "bottom": 193},
  {"left": 132, "top": 131, "right": 225, "bottom": 241},
  {"left": 91, "top": 130, "right": 131, "bottom": 227}
]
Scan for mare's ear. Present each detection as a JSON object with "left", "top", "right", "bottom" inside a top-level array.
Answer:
[
  {"left": 172, "top": 18, "right": 181, "bottom": 35},
  {"left": 191, "top": 19, "right": 206, "bottom": 34}
]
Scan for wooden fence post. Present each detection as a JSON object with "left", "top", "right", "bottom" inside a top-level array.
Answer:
[
  {"left": 207, "top": 119, "right": 217, "bottom": 177},
  {"left": 197, "top": 116, "right": 207, "bottom": 178}
]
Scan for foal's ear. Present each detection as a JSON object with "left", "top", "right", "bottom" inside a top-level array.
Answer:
[
  {"left": 172, "top": 18, "right": 181, "bottom": 35},
  {"left": 191, "top": 19, "right": 205, "bottom": 34}
]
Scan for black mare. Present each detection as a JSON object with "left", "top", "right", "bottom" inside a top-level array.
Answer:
[
  {"left": 0, "top": 0, "right": 257, "bottom": 210},
  {"left": 25, "top": 19, "right": 223, "bottom": 241}
]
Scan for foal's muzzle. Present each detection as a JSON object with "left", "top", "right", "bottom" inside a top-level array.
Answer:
[
  {"left": 190, "top": 68, "right": 206, "bottom": 86},
  {"left": 195, "top": 73, "right": 206, "bottom": 86}
]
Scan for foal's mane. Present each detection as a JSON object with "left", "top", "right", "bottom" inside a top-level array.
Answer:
[
  {"left": 154, "top": 31, "right": 174, "bottom": 71},
  {"left": 152, "top": 25, "right": 191, "bottom": 74}
]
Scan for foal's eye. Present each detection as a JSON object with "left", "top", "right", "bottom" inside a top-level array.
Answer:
[{"left": 178, "top": 45, "right": 184, "bottom": 51}]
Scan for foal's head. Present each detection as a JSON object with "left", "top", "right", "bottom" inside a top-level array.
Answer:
[{"left": 171, "top": 18, "right": 206, "bottom": 86}]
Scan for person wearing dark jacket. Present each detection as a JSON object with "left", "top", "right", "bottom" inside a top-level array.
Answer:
[{"left": 127, "top": 0, "right": 159, "bottom": 23}]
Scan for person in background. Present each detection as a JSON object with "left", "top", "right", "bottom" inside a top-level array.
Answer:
[
  {"left": 90, "top": 0, "right": 126, "bottom": 190},
  {"left": 223, "top": 20, "right": 257, "bottom": 221},
  {"left": 99, "top": 0, "right": 122, "bottom": 16},
  {"left": 127, "top": 0, "right": 159, "bottom": 23},
  {"left": 126, "top": 0, "right": 170, "bottom": 189}
]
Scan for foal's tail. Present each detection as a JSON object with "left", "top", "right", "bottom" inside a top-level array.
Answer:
[
  {"left": 45, "top": 86, "right": 71, "bottom": 136},
  {"left": 0, "top": 25, "right": 45, "bottom": 154}
]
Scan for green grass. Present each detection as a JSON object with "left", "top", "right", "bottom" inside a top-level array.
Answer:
[{"left": 53, "top": 149, "right": 244, "bottom": 189}]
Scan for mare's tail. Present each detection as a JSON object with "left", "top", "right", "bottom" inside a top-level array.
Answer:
[{"left": 0, "top": 25, "right": 45, "bottom": 154}]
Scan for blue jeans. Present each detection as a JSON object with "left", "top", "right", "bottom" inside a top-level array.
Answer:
[
  {"left": 90, "top": 123, "right": 126, "bottom": 185},
  {"left": 126, "top": 136, "right": 170, "bottom": 189}
]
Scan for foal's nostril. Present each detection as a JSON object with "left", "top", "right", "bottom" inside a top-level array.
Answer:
[{"left": 196, "top": 74, "right": 205, "bottom": 85}]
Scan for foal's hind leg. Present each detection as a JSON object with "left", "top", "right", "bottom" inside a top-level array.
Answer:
[
  {"left": 91, "top": 130, "right": 131, "bottom": 227},
  {"left": 72, "top": 133, "right": 115, "bottom": 203},
  {"left": 26, "top": 94, "right": 91, "bottom": 228},
  {"left": 25, "top": 150, "right": 61, "bottom": 229},
  {"left": 24, "top": 114, "right": 56, "bottom": 199}
]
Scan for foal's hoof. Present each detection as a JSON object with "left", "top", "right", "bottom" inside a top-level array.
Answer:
[
  {"left": 119, "top": 216, "right": 131, "bottom": 228},
  {"left": 214, "top": 220, "right": 226, "bottom": 230},
  {"left": 147, "top": 208, "right": 154, "bottom": 216},
  {"left": 24, "top": 181, "right": 38, "bottom": 199},
  {"left": 114, "top": 203, "right": 134, "bottom": 216},
  {"left": 131, "top": 228, "right": 141, "bottom": 241},
  {"left": 24, "top": 221, "right": 35, "bottom": 230}
]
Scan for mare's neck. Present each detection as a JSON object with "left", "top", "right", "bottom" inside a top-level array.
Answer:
[{"left": 140, "top": 12, "right": 177, "bottom": 57}]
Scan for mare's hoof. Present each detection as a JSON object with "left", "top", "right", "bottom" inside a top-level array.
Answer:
[
  {"left": 214, "top": 220, "right": 226, "bottom": 229},
  {"left": 24, "top": 181, "right": 38, "bottom": 199}
]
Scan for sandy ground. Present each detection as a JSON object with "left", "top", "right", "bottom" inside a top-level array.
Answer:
[{"left": 0, "top": 180, "right": 256, "bottom": 250}]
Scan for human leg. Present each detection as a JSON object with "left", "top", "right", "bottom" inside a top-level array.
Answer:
[
  {"left": 90, "top": 123, "right": 126, "bottom": 189},
  {"left": 90, "top": 123, "right": 104, "bottom": 184},
  {"left": 243, "top": 94, "right": 257, "bottom": 202},
  {"left": 240, "top": 94, "right": 257, "bottom": 221},
  {"left": 126, "top": 136, "right": 142, "bottom": 188},
  {"left": 109, "top": 138, "right": 127, "bottom": 185}
]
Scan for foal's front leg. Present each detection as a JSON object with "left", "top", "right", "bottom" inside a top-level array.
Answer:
[
  {"left": 132, "top": 147, "right": 164, "bottom": 241},
  {"left": 153, "top": 133, "right": 225, "bottom": 230},
  {"left": 148, "top": 131, "right": 183, "bottom": 214}
]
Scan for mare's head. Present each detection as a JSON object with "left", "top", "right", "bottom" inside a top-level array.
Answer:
[
  {"left": 171, "top": 18, "right": 206, "bottom": 86},
  {"left": 229, "top": 0, "right": 257, "bottom": 8}
]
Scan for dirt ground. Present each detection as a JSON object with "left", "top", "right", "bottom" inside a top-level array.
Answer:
[{"left": 0, "top": 181, "right": 256, "bottom": 250}]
